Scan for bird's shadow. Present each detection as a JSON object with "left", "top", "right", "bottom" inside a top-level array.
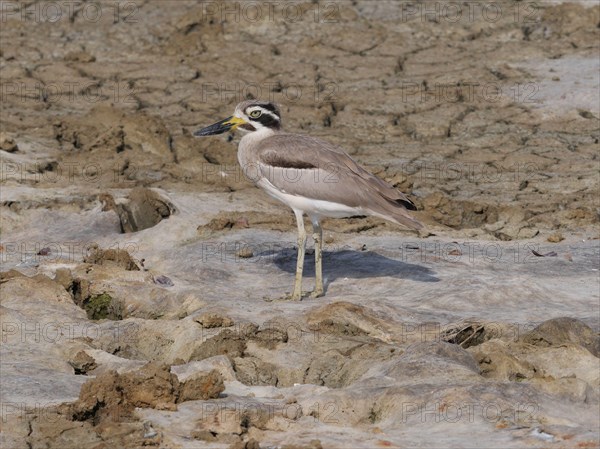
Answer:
[{"left": 261, "top": 247, "right": 439, "bottom": 284}]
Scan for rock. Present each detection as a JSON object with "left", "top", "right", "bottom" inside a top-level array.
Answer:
[
  {"left": 71, "top": 362, "right": 180, "bottom": 422},
  {"left": 190, "top": 328, "right": 249, "bottom": 361},
  {"left": 281, "top": 440, "right": 322, "bottom": 449},
  {"left": 177, "top": 369, "right": 225, "bottom": 402},
  {"left": 2, "top": 273, "right": 74, "bottom": 304},
  {"left": 521, "top": 317, "right": 600, "bottom": 357},
  {"left": 529, "top": 377, "right": 597, "bottom": 403},
  {"left": 0, "top": 132, "right": 18, "bottom": 152},
  {"left": 84, "top": 349, "right": 146, "bottom": 375},
  {"left": 441, "top": 320, "right": 523, "bottom": 348},
  {"left": 306, "top": 302, "right": 395, "bottom": 342},
  {"left": 194, "top": 312, "right": 235, "bottom": 328},
  {"left": 68, "top": 264, "right": 200, "bottom": 320},
  {"left": 171, "top": 355, "right": 237, "bottom": 382},
  {"left": 83, "top": 245, "right": 139, "bottom": 271},
  {"left": 547, "top": 232, "right": 565, "bottom": 243},
  {"left": 468, "top": 340, "right": 537, "bottom": 381},
  {"left": 252, "top": 322, "right": 289, "bottom": 350},
  {"left": 112, "top": 187, "right": 174, "bottom": 233},
  {"left": 518, "top": 227, "right": 540, "bottom": 239},
  {"left": 68, "top": 350, "right": 97, "bottom": 375},
  {"left": 53, "top": 268, "right": 73, "bottom": 290},
  {"left": 229, "top": 439, "right": 263, "bottom": 449},
  {"left": 197, "top": 211, "right": 295, "bottom": 237},
  {"left": 0, "top": 269, "right": 26, "bottom": 282},
  {"left": 468, "top": 335, "right": 600, "bottom": 398},
  {"left": 153, "top": 274, "right": 174, "bottom": 287},
  {"left": 192, "top": 429, "right": 217, "bottom": 441},
  {"left": 236, "top": 247, "right": 254, "bottom": 258},
  {"left": 91, "top": 318, "right": 206, "bottom": 364},
  {"left": 398, "top": 341, "right": 481, "bottom": 374},
  {"left": 64, "top": 51, "right": 96, "bottom": 62},
  {"left": 233, "top": 356, "right": 279, "bottom": 386},
  {"left": 522, "top": 345, "right": 600, "bottom": 387}
]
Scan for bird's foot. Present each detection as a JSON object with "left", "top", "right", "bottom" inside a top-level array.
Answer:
[
  {"left": 263, "top": 291, "right": 305, "bottom": 302},
  {"left": 263, "top": 287, "right": 324, "bottom": 302},
  {"left": 309, "top": 288, "right": 324, "bottom": 299}
]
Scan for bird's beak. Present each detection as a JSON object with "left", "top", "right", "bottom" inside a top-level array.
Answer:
[{"left": 193, "top": 116, "right": 246, "bottom": 136}]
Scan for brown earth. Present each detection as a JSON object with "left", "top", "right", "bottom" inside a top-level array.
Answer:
[
  {"left": 1, "top": 1, "right": 599, "bottom": 448},
  {"left": 1, "top": 1, "right": 598, "bottom": 239}
]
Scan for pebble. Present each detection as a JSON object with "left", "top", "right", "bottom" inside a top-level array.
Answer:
[{"left": 547, "top": 232, "right": 564, "bottom": 243}]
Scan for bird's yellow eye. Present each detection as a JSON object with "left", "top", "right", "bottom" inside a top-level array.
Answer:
[{"left": 249, "top": 110, "right": 262, "bottom": 119}]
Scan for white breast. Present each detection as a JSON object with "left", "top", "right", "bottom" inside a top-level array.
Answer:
[{"left": 256, "top": 177, "right": 363, "bottom": 219}]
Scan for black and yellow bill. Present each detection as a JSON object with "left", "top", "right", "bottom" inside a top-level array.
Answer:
[{"left": 193, "top": 116, "right": 246, "bottom": 136}]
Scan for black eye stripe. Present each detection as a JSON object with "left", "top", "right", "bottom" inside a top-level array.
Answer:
[
  {"left": 260, "top": 103, "right": 280, "bottom": 117},
  {"left": 257, "top": 113, "right": 280, "bottom": 129}
]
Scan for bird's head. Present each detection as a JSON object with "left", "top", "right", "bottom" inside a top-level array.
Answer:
[{"left": 193, "top": 100, "right": 281, "bottom": 137}]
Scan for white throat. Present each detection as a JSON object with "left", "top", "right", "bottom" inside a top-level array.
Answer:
[{"left": 239, "top": 126, "right": 276, "bottom": 147}]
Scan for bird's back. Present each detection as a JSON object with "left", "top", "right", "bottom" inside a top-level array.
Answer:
[{"left": 240, "top": 132, "right": 423, "bottom": 230}]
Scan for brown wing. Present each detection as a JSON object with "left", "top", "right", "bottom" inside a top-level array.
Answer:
[{"left": 256, "top": 133, "right": 422, "bottom": 230}]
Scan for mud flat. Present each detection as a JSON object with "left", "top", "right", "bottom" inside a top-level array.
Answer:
[{"left": 1, "top": 1, "right": 599, "bottom": 448}]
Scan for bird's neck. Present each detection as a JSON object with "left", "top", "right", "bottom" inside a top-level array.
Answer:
[{"left": 239, "top": 126, "right": 278, "bottom": 148}]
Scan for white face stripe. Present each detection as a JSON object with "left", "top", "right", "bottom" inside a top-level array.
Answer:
[{"left": 245, "top": 106, "right": 280, "bottom": 122}]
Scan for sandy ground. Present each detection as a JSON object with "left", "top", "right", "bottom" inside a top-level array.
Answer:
[{"left": 1, "top": 1, "right": 599, "bottom": 448}]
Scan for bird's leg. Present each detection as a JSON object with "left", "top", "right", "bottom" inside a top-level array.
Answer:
[
  {"left": 310, "top": 218, "right": 324, "bottom": 298},
  {"left": 290, "top": 210, "right": 307, "bottom": 301}
]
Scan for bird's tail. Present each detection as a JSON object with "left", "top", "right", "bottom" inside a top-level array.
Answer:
[{"left": 368, "top": 202, "right": 424, "bottom": 231}]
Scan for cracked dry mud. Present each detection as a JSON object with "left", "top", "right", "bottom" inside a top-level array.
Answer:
[{"left": 1, "top": 1, "right": 599, "bottom": 449}]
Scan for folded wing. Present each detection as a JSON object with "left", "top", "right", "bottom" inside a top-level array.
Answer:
[{"left": 256, "top": 134, "right": 423, "bottom": 230}]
